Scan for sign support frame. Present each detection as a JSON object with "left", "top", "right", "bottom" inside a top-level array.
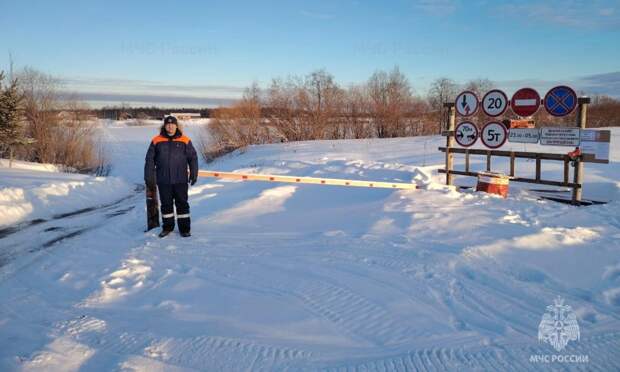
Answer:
[
  {"left": 444, "top": 102, "right": 456, "bottom": 186},
  {"left": 572, "top": 97, "right": 590, "bottom": 204}
]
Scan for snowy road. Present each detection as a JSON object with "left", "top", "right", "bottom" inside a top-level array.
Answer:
[
  {"left": 1, "top": 121, "right": 619, "bottom": 371},
  {"left": 0, "top": 185, "right": 141, "bottom": 277}
]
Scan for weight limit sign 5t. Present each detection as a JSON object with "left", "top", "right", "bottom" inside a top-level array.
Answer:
[{"left": 481, "top": 122, "right": 508, "bottom": 149}]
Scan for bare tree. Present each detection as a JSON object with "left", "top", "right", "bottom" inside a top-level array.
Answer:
[
  {"left": 342, "top": 84, "right": 371, "bottom": 139},
  {"left": 244, "top": 81, "right": 261, "bottom": 103},
  {"left": 267, "top": 77, "right": 303, "bottom": 142},
  {"left": 57, "top": 96, "right": 105, "bottom": 173},
  {"left": 367, "top": 66, "right": 414, "bottom": 137},
  {"left": 464, "top": 78, "right": 494, "bottom": 97},
  {"left": 16, "top": 67, "right": 106, "bottom": 172},
  {"left": 264, "top": 71, "right": 344, "bottom": 141},
  {"left": 305, "top": 69, "right": 344, "bottom": 139},
  {"left": 465, "top": 78, "right": 495, "bottom": 123},
  {"left": 367, "top": 70, "right": 389, "bottom": 137},
  {"left": 589, "top": 95, "right": 620, "bottom": 128},
  {"left": 18, "top": 67, "right": 59, "bottom": 164},
  {"left": 202, "top": 83, "right": 274, "bottom": 162},
  {"left": 428, "top": 77, "right": 458, "bottom": 132},
  {"left": 386, "top": 67, "right": 414, "bottom": 137}
]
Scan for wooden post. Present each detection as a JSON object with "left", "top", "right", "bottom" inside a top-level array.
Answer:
[
  {"left": 465, "top": 149, "right": 470, "bottom": 173},
  {"left": 563, "top": 159, "right": 569, "bottom": 185},
  {"left": 535, "top": 154, "right": 541, "bottom": 182},
  {"left": 444, "top": 102, "right": 456, "bottom": 185},
  {"left": 509, "top": 152, "right": 515, "bottom": 177},
  {"left": 572, "top": 97, "right": 590, "bottom": 204},
  {"left": 486, "top": 151, "right": 491, "bottom": 171}
]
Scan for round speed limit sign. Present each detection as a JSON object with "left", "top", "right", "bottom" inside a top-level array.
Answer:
[
  {"left": 481, "top": 122, "right": 507, "bottom": 149},
  {"left": 482, "top": 89, "right": 508, "bottom": 117}
]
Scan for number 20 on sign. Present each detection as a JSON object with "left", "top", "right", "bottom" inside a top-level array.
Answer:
[{"left": 482, "top": 89, "right": 508, "bottom": 117}]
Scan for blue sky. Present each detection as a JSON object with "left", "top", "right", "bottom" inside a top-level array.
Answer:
[{"left": 2, "top": 0, "right": 619, "bottom": 107}]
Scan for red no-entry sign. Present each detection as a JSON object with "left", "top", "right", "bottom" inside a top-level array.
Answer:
[{"left": 511, "top": 88, "right": 541, "bottom": 117}]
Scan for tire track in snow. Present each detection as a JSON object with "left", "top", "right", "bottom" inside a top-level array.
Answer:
[
  {"left": 346, "top": 249, "right": 567, "bottom": 338},
  {"left": 293, "top": 280, "right": 417, "bottom": 347},
  {"left": 315, "top": 335, "right": 620, "bottom": 372},
  {"left": 188, "top": 252, "right": 422, "bottom": 348},
  {"left": 49, "top": 322, "right": 315, "bottom": 372},
  {"left": 49, "top": 244, "right": 316, "bottom": 370},
  {"left": 146, "top": 244, "right": 415, "bottom": 348},
  {"left": 93, "top": 234, "right": 620, "bottom": 370},
  {"left": 0, "top": 188, "right": 139, "bottom": 240},
  {"left": 303, "top": 248, "right": 620, "bottom": 369},
  {"left": 139, "top": 335, "right": 313, "bottom": 371},
  {"left": 0, "top": 188, "right": 142, "bottom": 278}
]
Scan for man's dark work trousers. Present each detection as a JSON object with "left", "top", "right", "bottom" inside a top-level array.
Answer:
[{"left": 158, "top": 183, "right": 190, "bottom": 233}]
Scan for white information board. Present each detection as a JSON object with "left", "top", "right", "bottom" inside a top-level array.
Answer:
[
  {"left": 580, "top": 129, "right": 610, "bottom": 163},
  {"left": 540, "top": 127, "right": 580, "bottom": 146}
]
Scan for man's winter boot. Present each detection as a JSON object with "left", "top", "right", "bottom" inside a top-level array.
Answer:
[
  {"left": 158, "top": 229, "right": 173, "bottom": 238},
  {"left": 180, "top": 231, "right": 191, "bottom": 238}
]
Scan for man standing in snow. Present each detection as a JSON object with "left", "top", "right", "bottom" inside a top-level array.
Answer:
[{"left": 144, "top": 116, "right": 199, "bottom": 238}]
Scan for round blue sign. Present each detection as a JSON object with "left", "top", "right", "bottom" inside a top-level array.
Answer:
[{"left": 544, "top": 86, "right": 577, "bottom": 117}]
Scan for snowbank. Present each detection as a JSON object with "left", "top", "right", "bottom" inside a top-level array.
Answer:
[{"left": 0, "top": 160, "right": 133, "bottom": 227}]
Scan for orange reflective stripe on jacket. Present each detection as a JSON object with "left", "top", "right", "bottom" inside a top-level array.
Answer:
[{"left": 151, "top": 135, "right": 191, "bottom": 145}]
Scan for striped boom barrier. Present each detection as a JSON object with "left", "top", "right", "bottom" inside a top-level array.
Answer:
[{"left": 197, "top": 170, "right": 418, "bottom": 190}]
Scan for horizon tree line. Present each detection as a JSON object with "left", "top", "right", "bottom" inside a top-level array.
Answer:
[
  {"left": 1, "top": 66, "right": 619, "bottom": 167},
  {"left": 204, "top": 67, "right": 620, "bottom": 162}
]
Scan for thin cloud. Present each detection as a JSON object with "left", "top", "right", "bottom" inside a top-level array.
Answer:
[
  {"left": 575, "top": 71, "right": 620, "bottom": 97},
  {"left": 58, "top": 76, "right": 245, "bottom": 108},
  {"left": 422, "top": 72, "right": 620, "bottom": 99},
  {"left": 61, "top": 76, "right": 246, "bottom": 98},
  {"left": 64, "top": 91, "right": 237, "bottom": 108},
  {"left": 490, "top": 72, "right": 620, "bottom": 98},
  {"left": 495, "top": 1, "right": 620, "bottom": 30}
]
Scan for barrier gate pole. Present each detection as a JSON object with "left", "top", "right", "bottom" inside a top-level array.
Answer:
[
  {"left": 572, "top": 97, "right": 590, "bottom": 204},
  {"left": 197, "top": 171, "right": 418, "bottom": 190}
]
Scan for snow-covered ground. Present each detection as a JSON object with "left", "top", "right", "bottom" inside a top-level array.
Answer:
[
  {"left": 0, "top": 159, "right": 132, "bottom": 230},
  {"left": 0, "top": 120, "right": 619, "bottom": 371}
]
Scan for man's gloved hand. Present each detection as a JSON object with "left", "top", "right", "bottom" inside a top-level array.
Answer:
[{"left": 190, "top": 177, "right": 197, "bottom": 186}]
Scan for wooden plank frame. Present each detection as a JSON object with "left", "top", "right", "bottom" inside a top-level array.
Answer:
[{"left": 437, "top": 147, "right": 586, "bottom": 188}]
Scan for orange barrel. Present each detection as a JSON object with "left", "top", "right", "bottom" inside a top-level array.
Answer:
[{"left": 476, "top": 172, "right": 510, "bottom": 198}]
